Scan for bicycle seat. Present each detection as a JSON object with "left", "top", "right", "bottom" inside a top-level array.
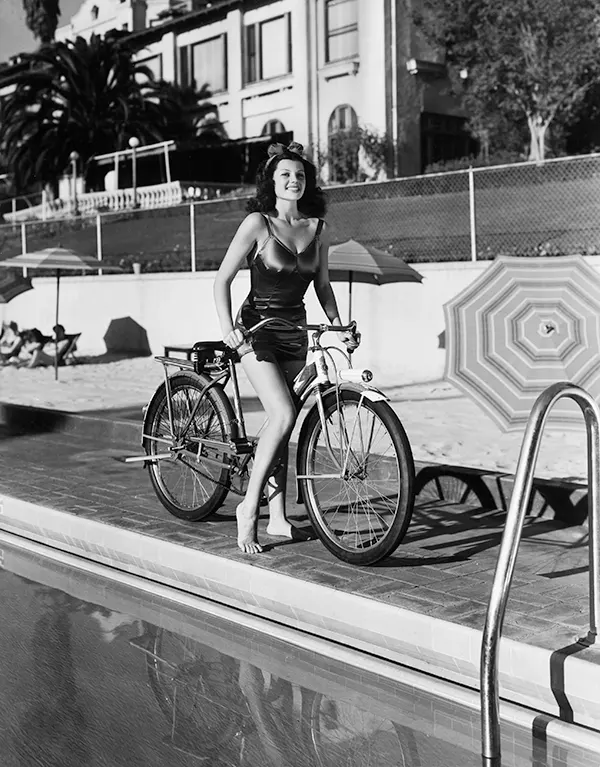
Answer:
[
  {"left": 192, "top": 341, "right": 238, "bottom": 372},
  {"left": 192, "top": 341, "right": 229, "bottom": 354}
]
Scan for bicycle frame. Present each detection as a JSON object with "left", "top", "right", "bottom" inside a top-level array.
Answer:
[{"left": 122, "top": 318, "right": 390, "bottom": 489}]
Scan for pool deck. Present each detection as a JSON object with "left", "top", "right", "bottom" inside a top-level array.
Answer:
[{"left": 0, "top": 403, "right": 599, "bottom": 731}]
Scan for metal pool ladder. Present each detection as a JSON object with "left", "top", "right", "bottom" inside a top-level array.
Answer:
[{"left": 480, "top": 381, "right": 600, "bottom": 766}]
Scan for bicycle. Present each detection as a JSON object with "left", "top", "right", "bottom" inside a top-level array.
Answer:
[
  {"left": 123, "top": 318, "right": 415, "bottom": 565},
  {"left": 132, "top": 624, "right": 416, "bottom": 766}
]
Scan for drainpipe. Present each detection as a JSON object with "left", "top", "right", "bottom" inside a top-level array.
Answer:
[
  {"left": 390, "top": 0, "right": 398, "bottom": 176},
  {"left": 310, "top": 0, "right": 321, "bottom": 161}
]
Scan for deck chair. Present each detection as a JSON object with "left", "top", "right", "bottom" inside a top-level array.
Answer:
[{"left": 56, "top": 333, "right": 81, "bottom": 366}]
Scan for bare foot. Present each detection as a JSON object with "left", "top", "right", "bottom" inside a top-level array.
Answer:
[
  {"left": 236, "top": 503, "right": 263, "bottom": 554},
  {"left": 266, "top": 519, "right": 314, "bottom": 541},
  {"left": 266, "top": 518, "right": 293, "bottom": 538}
]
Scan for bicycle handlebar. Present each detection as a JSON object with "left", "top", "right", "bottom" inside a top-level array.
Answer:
[{"left": 243, "top": 317, "right": 357, "bottom": 338}]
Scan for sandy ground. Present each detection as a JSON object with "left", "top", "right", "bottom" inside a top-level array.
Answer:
[{"left": 0, "top": 355, "right": 589, "bottom": 482}]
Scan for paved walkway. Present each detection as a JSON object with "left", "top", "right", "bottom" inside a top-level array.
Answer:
[
  {"left": 0, "top": 355, "right": 592, "bottom": 481},
  {"left": 0, "top": 412, "right": 598, "bottom": 729}
]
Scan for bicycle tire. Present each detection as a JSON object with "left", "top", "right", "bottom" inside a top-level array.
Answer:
[
  {"left": 298, "top": 389, "right": 414, "bottom": 565},
  {"left": 144, "top": 372, "right": 234, "bottom": 521},
  {"left": 144, "top": 627, "right": 244, "bottom": 752}
]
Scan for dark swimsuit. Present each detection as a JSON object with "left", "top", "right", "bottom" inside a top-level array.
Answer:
[{"left": 236, "top": 214, "right": 324, "bottom": 364}]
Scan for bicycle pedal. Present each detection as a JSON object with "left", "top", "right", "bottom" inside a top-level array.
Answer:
[{"left": 230, "top": 439, "right": 254, "bottom": 455}]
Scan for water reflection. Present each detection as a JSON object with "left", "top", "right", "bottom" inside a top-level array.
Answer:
[
  {"left": 1, "top": 544, "right": 598, "bottom": 767},
  {"left": 131, "top": 625, "right": 418, "bottom": 767},
  {"left": 14, "top": 596, "right": 89, "bottom": 767}
]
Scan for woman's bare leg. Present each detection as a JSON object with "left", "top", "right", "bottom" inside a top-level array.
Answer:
[
  {"left": 236, "top": 354, "right": 297, "bottom": 553},
  {"left": 264, "top": 359, "right": 305, "bottom": 537}
]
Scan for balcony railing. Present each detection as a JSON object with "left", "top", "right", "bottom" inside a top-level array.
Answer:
[{"left": 3, "top": 180, "right": 248, "bottom": 223}]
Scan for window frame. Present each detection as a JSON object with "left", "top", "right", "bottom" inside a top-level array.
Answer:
[
  {"left": 244, "top": 13, "right": 292, "bottom": 85},
  {"left": 325, "top": 0, "right": 359, "bottom": 64},
  {"left": 178, "top": 33, "right": 228, "bottom": 94}
]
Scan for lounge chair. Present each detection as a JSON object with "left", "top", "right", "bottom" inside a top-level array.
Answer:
[{"left": 56, "top": 333, "right": 81, "bottom": 366}]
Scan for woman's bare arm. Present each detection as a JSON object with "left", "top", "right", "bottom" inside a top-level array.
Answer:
[
  {"left": 213, "top": 212, "right": 264, "bottom": 340},
  {"left": 313, "top": 221, "right": 343, "bottom": 325}
]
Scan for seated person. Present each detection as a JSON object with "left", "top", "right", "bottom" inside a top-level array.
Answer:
[
  {"left": 0, "top": 322, "right": 25, "bottom": 363},
  {"left": 11, "top": 328, "right": 67, "bottom": 369}
]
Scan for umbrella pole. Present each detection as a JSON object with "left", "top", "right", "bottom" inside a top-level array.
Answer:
[
  {"left": 54, "top": 270, "right": 60, "bottom": 381},
  {"left": 348, "top": 272, "right": 353, "bottom": 324}
]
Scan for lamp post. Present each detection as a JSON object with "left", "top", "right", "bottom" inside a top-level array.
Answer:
[
  {"left": 128, "top": 136, "right": 140, "bottom": 208},
  {"left": 69, "top": 150, "right": 79, "bottom": 216}
]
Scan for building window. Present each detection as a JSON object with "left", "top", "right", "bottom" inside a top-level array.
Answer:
[
  {"left": 325, "top": 0, "right": 358, "bottom": 62},
  {"left": 245, "top": 14, "right": 292, "bottom": 84},
  {"left": 261, "top": 119, "right": 286, "bottom": 136},
  {"left": 420, "top": 112, "right": 475, "bottom": 171},
  {"left": 328, "top": 104, "right": 359, "bottom": 182},
  {"left": 328, "top": 104, "right": 358, "bottom": 134},
  {"left": 180, "top": 35, "right": 227, "bottom": 94}
]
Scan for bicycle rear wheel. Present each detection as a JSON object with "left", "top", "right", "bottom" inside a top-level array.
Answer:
[
  {"left": 298, "top": 389, "right": 414, "bottom": 565},
  {"left": 144, "top": 372, "right": 234, "bottom": 521},
  {"left": 145, "top": 627, "right": 244, "bottom": 754}
]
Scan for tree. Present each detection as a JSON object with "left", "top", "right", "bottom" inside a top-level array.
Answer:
[
  {"left": 0, "top": 35, "right": 174, "bottom": 190},
  {"left": 146, "top": 80, "right": 226, "bottom": 144},
  {"left": 323, "top": 126, "right": 389, "bottom": 184},
  {"left": 23, "top": 0, "right": 61, "bottom": 44},
  {"left": 414, "top": 0, "right": 600, "bottom": 162}
]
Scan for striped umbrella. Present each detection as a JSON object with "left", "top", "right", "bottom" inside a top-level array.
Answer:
[
  {"left": 0, "top": 270, "right": 33, "bottom": 304},
  {"left": 444, "top": 254, "right": 600, "bottom": 432},
  {"left": 328, "top": 240, "right": 423, "bottom": 321},
  {"left": 0, "top": 247, "right": 120, "bottom": 379}
]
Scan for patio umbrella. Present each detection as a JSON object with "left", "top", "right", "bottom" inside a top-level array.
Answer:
[
  {"left": 0, "top": 247, "right": 120, "bottom": 379},
  {"left": 0, "top": 270, "right": 33, "bottom": 304},
  {"left": 444, "top": 254, "right": 600, "bottom": 432},
  {"left": 328, "top": 239, "right": 423, "bottom": 321}
]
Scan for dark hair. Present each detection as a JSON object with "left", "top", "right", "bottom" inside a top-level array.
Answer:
[
  {"left": 246, "top": 146, "right": 327, "bottom": 218},
  {"left": 23, "top": 328, "right": 45, "bottom": 346}
]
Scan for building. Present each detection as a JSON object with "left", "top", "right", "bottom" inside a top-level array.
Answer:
[{"left": 49, "top": 0, "right": 470, "bottom": 178}]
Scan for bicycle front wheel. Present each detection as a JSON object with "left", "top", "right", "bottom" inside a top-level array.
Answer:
[
  {"left": 298, "top": 389, "right": 414, "bottom": 565},
  {"left": 144, "top": 372, "right": 234, "bottom": 521}
]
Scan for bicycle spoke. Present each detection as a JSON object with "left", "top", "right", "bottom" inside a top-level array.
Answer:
[
  {"left": 302, "top": 395, "right": 409, "bottom": 558},
  {"left": 146, "top": 376, "right": 233, "bottom": 520}
]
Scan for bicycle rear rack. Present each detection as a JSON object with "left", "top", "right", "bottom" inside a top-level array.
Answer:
[{"left": 480, "top": 381, "right": 600, "bottom": 766}]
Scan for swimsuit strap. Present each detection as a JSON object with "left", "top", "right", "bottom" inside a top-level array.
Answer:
[
  {"left": 261, "top": 213, "right": 273, "bottom": 236},
  {"left": 315, "top": 219, "right": 324, "bottom": 240}
]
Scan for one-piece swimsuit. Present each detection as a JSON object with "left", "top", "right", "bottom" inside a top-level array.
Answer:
[{"left": 236, "top": 214, "right": 324, "bottom": 364}]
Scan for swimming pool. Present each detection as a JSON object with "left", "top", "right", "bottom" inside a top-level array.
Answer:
[{"left": 1, "top": 534, "right": 598, "bottom": 767}]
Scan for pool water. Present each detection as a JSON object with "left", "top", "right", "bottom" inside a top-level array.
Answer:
[{"left": 1, "top": 538, "right": 598, "bottom": 767}]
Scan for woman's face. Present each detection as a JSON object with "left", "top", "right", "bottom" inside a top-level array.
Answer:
[{"left": 272, "top": 159, "right": 306, "bottom": 202}]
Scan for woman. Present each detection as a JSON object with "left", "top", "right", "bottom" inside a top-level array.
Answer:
[{"left": 214, "top": 141, "right": 359, "bottom": 554}]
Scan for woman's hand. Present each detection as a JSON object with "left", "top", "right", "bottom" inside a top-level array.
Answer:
[
  {"left": 337, "top": 327, "right": 361, "bottom": 352},
  {"left": 223, "top": 327, "right": 246, "bottom": 350}
]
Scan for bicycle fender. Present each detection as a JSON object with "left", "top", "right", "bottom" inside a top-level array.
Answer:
[
  {"left": 141, "top": 371, "right": 226, "bottom": 447},
  {"left": 335, "top": 382, "right": 390, "bottom": 403}
]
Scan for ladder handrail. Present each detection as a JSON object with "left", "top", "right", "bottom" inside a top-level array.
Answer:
[{"left": 480, "top": 381, "right": 600, "bottom": 766}]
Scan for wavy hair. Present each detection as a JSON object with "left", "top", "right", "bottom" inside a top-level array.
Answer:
[{"left": 246, "top": 146, "right": 327, "bottom": 218}]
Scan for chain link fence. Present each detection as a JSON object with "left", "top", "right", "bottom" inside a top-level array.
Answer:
[{"left": 2, "top": 153, "right": 600, "bottom": 271}]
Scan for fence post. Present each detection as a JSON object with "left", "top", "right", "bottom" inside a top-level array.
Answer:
[
  {"left": 96, "top": 213, "right": 103, "bottom": 276},
  {"left": 468, "top": 166, "right": 477, "bottom": 262},
  {"left": 11, "top": 198, "right": 17, "bottom": 232},
  {"left": 20, "top": 222, "right": 28, "bottom": 277},
  {"left": 41, "top": 189, "right": 47, "bottom": 221},
  {"left": 190, "top": 202, "right": 196, "bottom": 272}
]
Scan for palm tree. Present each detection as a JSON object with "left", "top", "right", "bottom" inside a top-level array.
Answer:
[
  {"left": 147, "top": 80, "right": 222, "bottom": 144},
  {"left": 0, "top": 35, "right": 169, "bottom": 191},
  {"left": 23, "top": 0, "right": 61, "bottom": 44}
]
